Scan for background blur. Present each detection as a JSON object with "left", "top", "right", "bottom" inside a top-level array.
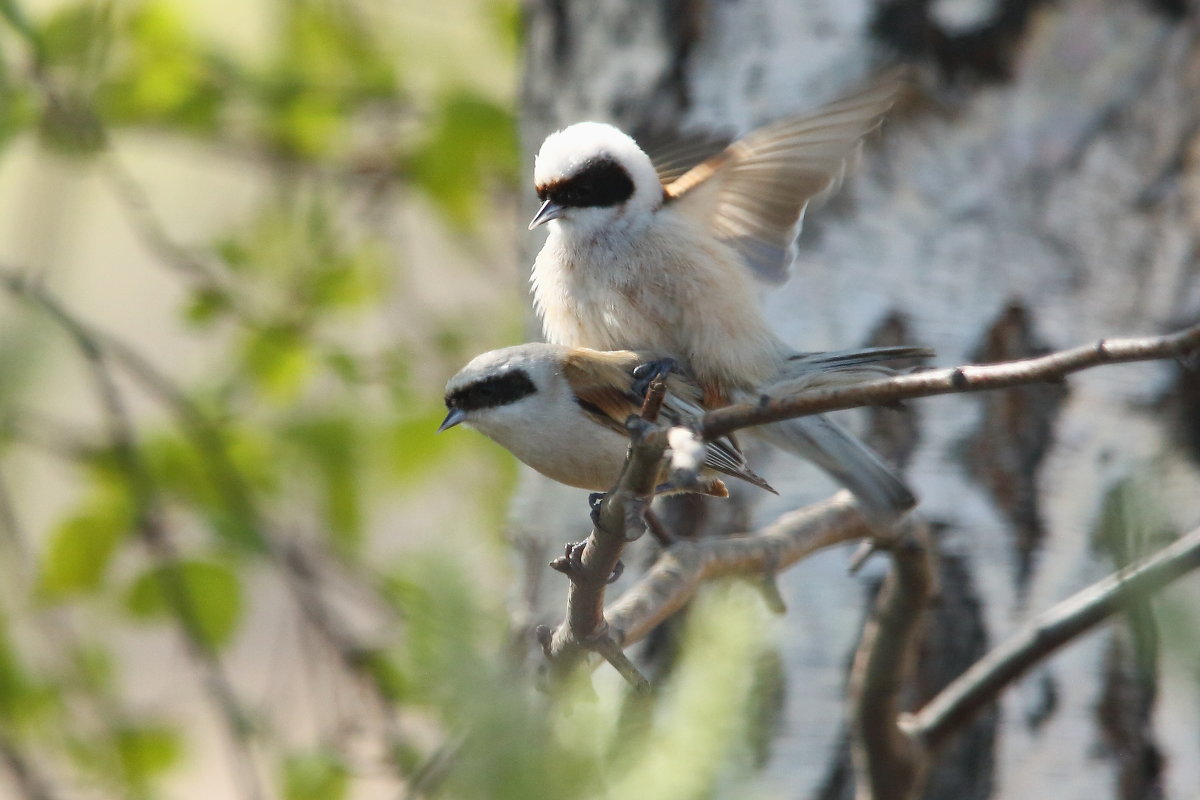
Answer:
[
  {"left": 3, "top": 1, "right": 1200, "bottom": 799},
  {"left": 0, "top": 1, "right": 559, "bottom": 797}
]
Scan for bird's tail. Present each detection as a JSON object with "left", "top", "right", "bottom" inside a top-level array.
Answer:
[{"left": 750, "top": 414, "right": 915, "bottom": 528}]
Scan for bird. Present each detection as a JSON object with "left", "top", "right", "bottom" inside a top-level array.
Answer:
[
  {"left": 526, "top": 71, "right": 921, "bottom": 525},
  {"left": 438, "top": 343, "right": 777, "bottom": 498}
]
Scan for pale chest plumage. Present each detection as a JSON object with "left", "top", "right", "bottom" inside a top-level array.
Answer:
[
  {"left": 468, "top": 410, "right": 629, "bottom": 491},
  {"left": 530, "top": 213, "right": 786, "bottom": 392}
]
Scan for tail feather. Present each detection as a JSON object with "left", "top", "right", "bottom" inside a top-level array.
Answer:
[
  {"left": 750, "top": 414, "right": 915, "bottom": 528},
  {"left": 787, "top": 345, "right": 935, "bottom": 368}
]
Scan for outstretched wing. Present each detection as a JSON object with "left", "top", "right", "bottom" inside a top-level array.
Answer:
[
  {"left": 633, "top": 124, "right": 733, "bottom": 187},
  {"left": 663, "top": 70, "right": 906, "bottom": 284}
]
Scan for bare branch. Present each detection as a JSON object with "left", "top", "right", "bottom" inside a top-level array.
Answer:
[
  {"left": 848, "top": 524, "right": 934, "bottom": 800},
  {"left": 702, "top": 323, "right": 1200, "bottom": 438},
  {"left": 545, "top": 492, "right": 872, "bottom": 680},
  {"left": 902, "top": 523, "right": 1200, "bottom": 751},
  {"left": 0, "top": 731, "right": 57, "bottom": 800},
  {"left": 539, "top": 389, "right": 669, "bottom": 688}
]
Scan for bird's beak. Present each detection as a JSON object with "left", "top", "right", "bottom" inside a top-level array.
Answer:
[
  {"left": 528, "top": 199, "right": 565, "bottom": 230},
  {"left": 437, "top": 408, "right": 466, "bottom": 432}
]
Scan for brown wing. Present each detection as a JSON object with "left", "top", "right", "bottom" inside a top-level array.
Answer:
[
  {"left": 562, "top": 349, "right": 643, "bottom": 435},
  {"left": 632, "top": 123, "right": 733, "bottom": 187},
  {"left": 565, "top": 349, "right": 776, "bottom": 494},
  {"left": 664, "top": 69, "right": 907, "bottom": 284}
]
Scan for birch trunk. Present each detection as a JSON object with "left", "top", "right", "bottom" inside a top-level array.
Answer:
[{"left": 516, "top": 2, "right": 1200, "bottom": 797}]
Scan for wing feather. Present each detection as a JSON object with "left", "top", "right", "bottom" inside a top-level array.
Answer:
[
  {"left": 664, "top": 70, "right": 907, "bottom": 283},
  {"left": 564, "top": 350, "right": 776, "bottom": 493}
]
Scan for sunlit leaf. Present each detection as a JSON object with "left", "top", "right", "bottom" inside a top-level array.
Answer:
[
  {"left": 100, "top": 1, "right": 226, "bottom": 133},
  {"left": 124, "top": 560, "right": 243, "bottom": 649},
  {"left": 115, "top": 724, "right": 183, "bottom": 788},
  {"left": 282, "top": 751, "right": 349, "bottom": 800},
  {"left": 241, "top": 324, "right": 312, "bottom": 402},
  {"left": 38, "top": 483, "right": 133, "bottom": 598},
  {"left": 265, "top": 92, "right": 343, "bottom": 159}
]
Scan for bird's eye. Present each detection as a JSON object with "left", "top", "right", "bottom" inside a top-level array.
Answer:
[
  {"left": 548, "top": 157, "right": 634, "bottom": 209},
  {"left": 451, "top": 369, "right": 536, "bottom": 412}
]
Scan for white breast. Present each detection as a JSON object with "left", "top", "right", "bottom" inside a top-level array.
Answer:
[
  {"left": 466, "top": 398, "right": 632, "bottom": 492},
  {"left": 530, "top": 213, "right": 788, "bottom": 391}
]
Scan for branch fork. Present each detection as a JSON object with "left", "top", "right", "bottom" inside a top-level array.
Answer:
[{"left": 537, "top": 377, "right": 671, "bottom": 692}]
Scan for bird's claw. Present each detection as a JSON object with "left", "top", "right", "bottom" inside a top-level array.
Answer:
[
  {"left": 632, "top": 357, "right": 678, "bottom": 398},
  {"left": 588, "top": 492, "right": 607, "bottom": 528}
]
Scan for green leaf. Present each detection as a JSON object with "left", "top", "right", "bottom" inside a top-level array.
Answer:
[
  {"left": 39, "top": 484, "right": 132, "bottom": 598},
  {"left": 265, "top": 92, "right": 342, "bottom": 159},
  {"left": 306, "top": 248, "right": 386, "bottom": 311},
  {"left": 0, "top": 614, "right": 35, "bottom": 721},
  {"left": 37, "top": 3, "right": 103, "bottom": 68},
  {"left": 283, "top": 414, "right": 362, "bottom": 551},
  {"left": 0, "top": 82, "right": 35, "bottom": 152},
  {"left": 115, "top": 724, "right": 183, "bottom": 788},
  {"left": 241, "top": 324, "right": 312, "bottom": 402},
  {"left": 99, "top": 1, "right": 226, "bottom": 133},
  {"left": 139, "top": 429, "right": 266, "bottom": 552},
  {"left": 253, "top": 0, "right": 397, "bottom": 160},
  {"left": 407, "top": 90, "right": 517, "bottom": 227},
  {"left": 282, "top": 751, "right": 348, "bottom": 800},
  {"left": 125, "top": 560, "right": 242, "bottom": 649},
  {"left": 182, "top": 287, "right": 232, "bottom": 327},
  {"left": 359, "top": 649, "right": 407, "bottom": 702}
]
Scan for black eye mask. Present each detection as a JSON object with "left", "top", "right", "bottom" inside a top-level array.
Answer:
[
  {"left": 446, "top": 369, "right": 537, "bottom": 412},
  {"left": 537, "top": 157, "right": 635, "bottom": 209}
]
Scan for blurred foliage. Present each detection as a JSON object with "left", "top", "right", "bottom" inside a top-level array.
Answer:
[{"left": 0, "top": 0, "right": 789, "bottom": 797}]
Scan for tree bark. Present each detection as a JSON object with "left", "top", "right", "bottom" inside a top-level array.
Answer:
[{"left": 518, "top": 1, "right": 1200, "bottom": 797}]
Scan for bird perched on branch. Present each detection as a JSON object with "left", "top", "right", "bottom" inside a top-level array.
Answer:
[
  {"left": 440, "top": 343, "right": 930, "bottom": 504},
  {"left": 439, "top": 343, "right": 774, "bottom": 497},
  {"left": 527, "top": 70, "right": 921, "bottom": 525}
]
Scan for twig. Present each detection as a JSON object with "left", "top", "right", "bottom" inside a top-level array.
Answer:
[
  {"left": 102, "top": 158, "right": 229, "bottom": 292},
  {"left": 901, "top": 523, "right": 1200, "bottom": 751},
  {"left": 544, "top": 492, "right": 872, "bottom": 681},
  {"left": 848, "top": 525, "right": 934, "bottom": 800},
  {"left": 702, "top": 323, "right": 1200, "bottom": 438},
  {"left": 0, "top": 730, "right": 57, "bottom": 800},
  {"left": 538, "top": 379, "right": 670, "bottom": 689}
]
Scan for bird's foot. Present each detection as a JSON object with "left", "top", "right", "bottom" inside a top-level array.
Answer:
[{"left": 632, "top": 357, "right": 678, "bottom": 398}]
